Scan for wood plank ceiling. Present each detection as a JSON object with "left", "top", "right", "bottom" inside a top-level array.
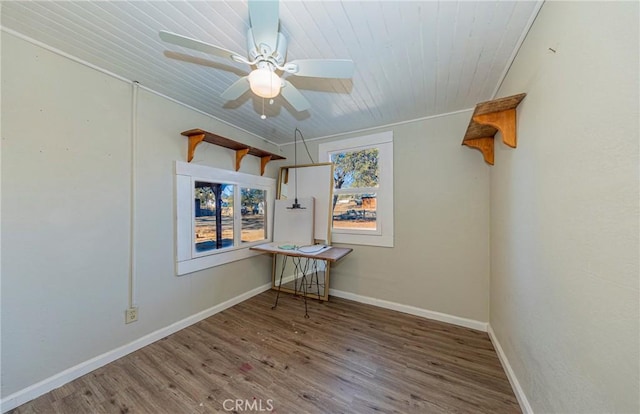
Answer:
[{"left": 1, "top": 1, "right": 541, "bottom": 145}]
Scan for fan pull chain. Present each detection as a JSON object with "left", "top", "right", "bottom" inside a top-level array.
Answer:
[{"left": 261, "top": 97, "right": 266, "bottom": 119}]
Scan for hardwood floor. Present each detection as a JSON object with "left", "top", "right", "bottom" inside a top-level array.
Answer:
[{"left": 11, "top": 291, "right": 521, "bottom": 414}]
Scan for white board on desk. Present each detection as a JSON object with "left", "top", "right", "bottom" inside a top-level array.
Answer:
[
  {"left": 278, "top": 164, "right": 333, "bottom": 244},
  {"left": 273, "top": 197, "right": 314, "bottom": 246}
]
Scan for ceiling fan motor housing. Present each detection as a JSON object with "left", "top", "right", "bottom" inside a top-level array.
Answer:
[{"left": 247, "top": 28, "right": 287, "bottom": 69}]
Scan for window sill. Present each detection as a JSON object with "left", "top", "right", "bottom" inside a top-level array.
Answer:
[
  {"left": 331, "top": 233, "right": 394, "bottom": 248},
  {"left": 177, "top": 246, "right": 268, "bottom": 275}
]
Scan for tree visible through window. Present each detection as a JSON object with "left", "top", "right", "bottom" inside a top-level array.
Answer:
[
  {"left": 194, "top": 181, "right": 234, "bottom": 252},
  {"left": 331, "top": 148, "right": 379, "bottom": 230},
  {"left": 319, "top": 131, "right": 393, "bottom": 247},
  {"left": 176, "top": 162, "right": 276, "bottom": 275},
  {"left": 241, "top": 188, "right": 266, "bottom": 243}
]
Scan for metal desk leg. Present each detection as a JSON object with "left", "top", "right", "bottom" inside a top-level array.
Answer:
[
  {"left": 292, "top": 256, "right": 310, "bottom": 318},
  {"left": 272, "top": 255, "right": 288, "bottom": 310},
  {"left": 307, "top": 259, "right": 322, "bottom": 301}
]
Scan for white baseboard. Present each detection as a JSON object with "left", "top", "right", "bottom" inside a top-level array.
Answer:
[
  {"left": 328, "top": 288, "right": 488, "bottom": 332},
  {"left": 0, "top": 282, "right": 272, "bottom": 413},
  {"left": 2, "top": 284, "right": 527, "bottom": 414},
  {"left": 487, "top": 325, "right": 533, "bottom": 414}
]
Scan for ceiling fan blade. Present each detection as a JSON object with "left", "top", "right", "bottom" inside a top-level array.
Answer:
[
  {"left": 221, "top": 77, "right": 250, "bottom": 101},
  {"left": 159, "top": 31, "right": 248, "bottom": 64},
  {"left": 164, "top": 51, "right": 249, "bottom": 77},
  {"left": 284, "top": 59, "right": 355, "bottom": 79},
  {"left": 281, "top": 80, "right": 310, "bottom": 112},
  {"left": 247, "top": 0, "right": 279, "bottom": 54}
]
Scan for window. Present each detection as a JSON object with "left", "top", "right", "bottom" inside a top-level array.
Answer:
[
  {"left": 176, "top": 162, "right": 275, "bottom": 275},
  {"left": 241, "top": 188, "right": 267, "bottom": 243},
  {"left": 319, "top": 131, "right": 393, "bottom": 247},
  {"left": 331, "top": 148, "right": 379, "bottom": 232},
  {"left": 194, "top": 182, "right": 234, "bottom": 252}
]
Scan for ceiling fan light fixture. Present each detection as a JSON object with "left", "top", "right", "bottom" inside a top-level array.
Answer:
[
  {"left": 248, "top": 68, "right": 281, "bottom": 98},
  {"left": 160, "top": 0, "right": 354, "bottom": 112}
]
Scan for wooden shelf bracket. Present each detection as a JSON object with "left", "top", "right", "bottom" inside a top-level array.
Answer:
[
  {"left": 180, "top": 129, "right": 285, "bottom": 175},
  {"left": 187, "top": 133, "right": 206, "bottom": 163},
  {"left": 462, "top": 137, "right": 494, "bottom": 165},
  {"left": 461, "top": 93, "right": 526, "bottom": 165},
  {"left": 235, "top": 148, "right": 250, "bottom": 172},
  {"left": 260, "top": 155, "right": 272, "bottom": 176}
]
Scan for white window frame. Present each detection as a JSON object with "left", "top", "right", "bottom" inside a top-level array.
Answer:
[
  {"left": 175, "top": 161, "right": 275, "bottom": 275},
  {"left": 319, "top": 131, "right": 394, "bottom": 247}
]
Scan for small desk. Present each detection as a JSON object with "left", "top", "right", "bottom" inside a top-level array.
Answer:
[{"left": 251, "top": 243, "right": 353, "bottom": 317}]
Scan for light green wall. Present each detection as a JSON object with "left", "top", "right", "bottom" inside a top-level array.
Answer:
[
  {"left": 1, "top": 32, "right": 284, "bottom": 397},
  {"left": 281, "top": 111, "right": 491, "bottom": 322},
  {"left": 490, "top": 2, "right": 639, "bottom": 413}
]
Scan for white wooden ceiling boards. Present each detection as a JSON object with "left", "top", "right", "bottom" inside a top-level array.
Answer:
[{"left": 1, "top": 1, "right": 541, "bottom": 145}]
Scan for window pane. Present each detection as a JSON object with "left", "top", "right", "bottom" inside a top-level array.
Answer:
[
  {"left": 241, "top": 188, "right": 267, "bottom": 243},
  {"left": 330, "top": 148, "right": 379, "bottom": 189},
  {"left": 332, "top": 193, "right": 377, "bottom": 230},
  {"left": 194, "top": 182, "right": 234, "bottom": 252}
]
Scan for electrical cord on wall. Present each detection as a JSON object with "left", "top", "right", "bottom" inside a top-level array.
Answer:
[
  {"left": 295, "top": 127, "right": 315, "bottom": 164},
  {"left": 128, "top": 81, "right": 139, "bottom": 311}
]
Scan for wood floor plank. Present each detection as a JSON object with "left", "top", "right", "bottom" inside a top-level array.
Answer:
[{"left": 10, "top": 291, "right": 520, "bottom": 414}]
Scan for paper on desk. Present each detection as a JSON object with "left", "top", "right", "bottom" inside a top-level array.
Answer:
[{"left": 254, "top": 242, "right": 331, "bottom": 256}]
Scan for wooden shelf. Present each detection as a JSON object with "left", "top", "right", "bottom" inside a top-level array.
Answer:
[
  {"left": 181, "top": 128, "right": 285, "bottom": 175},
  {"left": 461, "top": 93, "right": 526, "bottom": 165}
]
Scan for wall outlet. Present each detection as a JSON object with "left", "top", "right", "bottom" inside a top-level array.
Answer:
[{"left": 125, "top": 307, "right": 138, "bottom": 324}]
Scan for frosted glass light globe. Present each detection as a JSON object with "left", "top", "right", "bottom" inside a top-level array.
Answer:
[{"left": 248, "top": 68, "right": 281, "bottom": 98}]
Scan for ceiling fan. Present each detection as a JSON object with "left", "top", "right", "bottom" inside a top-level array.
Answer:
[{"left": 159, "top": 0, "right": 354, "bottom": 112}]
